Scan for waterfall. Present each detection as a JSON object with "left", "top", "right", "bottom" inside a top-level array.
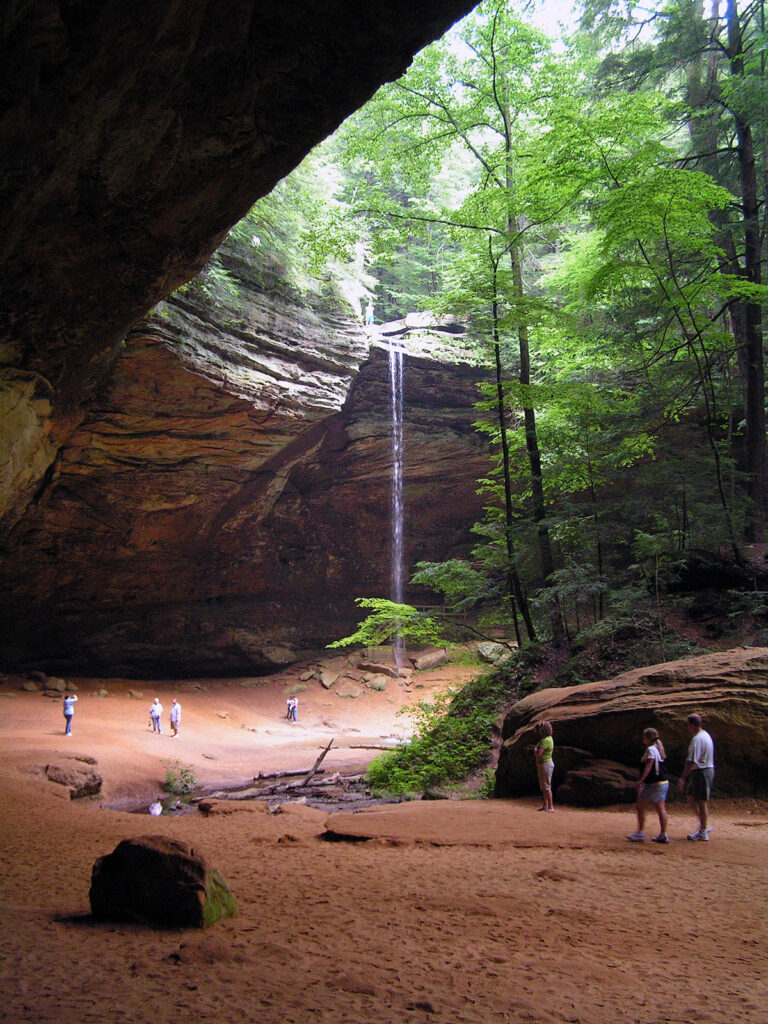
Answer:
[{"left": 388, "top": 338, "right": 405, "bottom": 607}]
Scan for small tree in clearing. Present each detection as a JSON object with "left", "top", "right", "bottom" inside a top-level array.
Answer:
[{"left": 327, "top": 598, "right": 445, "bottom": 664}]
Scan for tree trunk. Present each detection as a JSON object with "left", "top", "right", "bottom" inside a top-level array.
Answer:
[
  {"left": 726, "top": 0, "right": 766, "bottom": 541},
  {"left": 491, "top": 258, "right": 536, "bottom": 642}
]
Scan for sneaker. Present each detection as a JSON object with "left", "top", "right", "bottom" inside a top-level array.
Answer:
[
  {"left": 627, "top": 831, "right": 645, "bottom": 842},
  {"left": 687, "top": 830, "right": 704, "bottom": 841},
  {"left": 699, "top": 829, "right": 710, "bottom": 841},
  {"left": 652, "top": 834, "right": 669, "bottom": 844}
]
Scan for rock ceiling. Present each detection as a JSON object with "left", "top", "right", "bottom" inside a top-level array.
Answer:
[{"left": 0, "top": 0, "right": 475, "bottom": 537}]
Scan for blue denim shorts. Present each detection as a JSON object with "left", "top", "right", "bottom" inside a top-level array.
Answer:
[{"left": 640, "top": 781, "right": 669, "bottom": 804}]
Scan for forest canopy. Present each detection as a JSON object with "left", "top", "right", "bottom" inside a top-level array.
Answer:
[{"left": 187, "top": 0, "right": 768, "bottom": 654}]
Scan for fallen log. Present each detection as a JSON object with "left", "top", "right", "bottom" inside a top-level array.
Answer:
[
  {"left": 254, "top": 767, "right": 327, "bottom": 781},
  {"left": 347, "top": 743, "right": 404, "bottom": 750},
  {"left": 299, "top": 738, "right": 334, "bottom": 788}
]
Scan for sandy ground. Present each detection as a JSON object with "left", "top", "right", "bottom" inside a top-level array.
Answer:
[{"left": 0, "top": 664, "right": 766, "bottom": 1024}]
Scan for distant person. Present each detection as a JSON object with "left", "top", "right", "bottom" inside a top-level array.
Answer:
[
  {"left": 169, "top": 698, "right": 181, "bottom": 737},
  {"left": 678, "top": 713, "right": 715, "bottom": 841},
  {"left": 286, "top": 697, "right": 294, "bottom": 721},
  {"left": 149, "top": 698, "right": 163, "bottom": 734},
  {"left": 364, "top": 301, "right": 374, "bottom": 325},
  {"left": 627, "top": 727, "right": 669, "bottom": 843},
  {"left": 62, "top": 693, "right": 78, "bottom": 736},
  {"left": 290, "top": 696, "right": 299, "bottom": 723},
  {"left": 534, "top": 720, "right": 555, "bottom": 812}
]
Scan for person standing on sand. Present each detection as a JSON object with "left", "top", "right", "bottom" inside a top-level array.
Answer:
[
  {"left": 678, "top": 713, "right": 715, "bottom": 841},
  {"left": 534, "top": 721, "right": 555, "bottom": 812},
  {"left": 62, "top": 693, "right": 77, "bottom": 736},
  {"left": 291, "top": 695, "right": 299, "bottom": 723},
  {"left": 169, "top": 698, "right": 181, "bottom": 737},
  {"left": 149, "top": 698, "right": 163, "bottom": 734},
  {"left": 627, "top": 727, "right": 669, "bottom": 843}
]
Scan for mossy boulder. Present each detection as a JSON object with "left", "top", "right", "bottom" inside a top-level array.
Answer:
[{"left": 90, "top": 835, "right": 237, "bottom": 928}]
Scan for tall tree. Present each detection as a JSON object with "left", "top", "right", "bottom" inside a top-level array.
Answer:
[{"left": 578, "top": 0, "right": 768, "bottom": 539}]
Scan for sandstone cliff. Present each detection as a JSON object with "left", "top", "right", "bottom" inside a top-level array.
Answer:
[
  {"left": 0, "top": 1, "right": 474, "bottom": 538},
  {"left": 0, "top": 249, "right": 488, "bottom": 677},
  {"left": 495, "top": 647, "right": 768, "bottom": 800}
]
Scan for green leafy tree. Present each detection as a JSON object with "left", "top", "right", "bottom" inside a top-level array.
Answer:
[{"left": 327, "top": 598, "right": 445, "bottom": 651}]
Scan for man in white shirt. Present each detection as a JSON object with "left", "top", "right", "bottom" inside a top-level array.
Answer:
[{"left": 677, "top": 713, "right": 715, "bottom": 841}]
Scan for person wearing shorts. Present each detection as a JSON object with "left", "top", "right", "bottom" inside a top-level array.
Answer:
[
  {"left": 677, "top": 713, "right": 715, "bottom": 841},
  {"left": 627, "top": 727, "right": 669, "bottom": 843},
  {"left": 534, "top": 720, "right": 555, "bottom": 812}
]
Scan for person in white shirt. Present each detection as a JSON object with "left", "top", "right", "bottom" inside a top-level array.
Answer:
[
  {"left": 62, "top": 693, "right": 77, "bottom": 736},
  {"left": 627, "top": 727, "right": 670, "bottom": 843},
  {"left": 149, "top": 698, "right": 163, "bottom": 734},
  {"left": 677, "top": 713, "right": 715, "bottom": 841}
]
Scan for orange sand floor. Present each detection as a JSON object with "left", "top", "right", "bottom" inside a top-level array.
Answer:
[{"left": 0, "top": 673, "right": 766, "bottom": 1024}]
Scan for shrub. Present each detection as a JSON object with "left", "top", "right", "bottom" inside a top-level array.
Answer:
[
  {"left": 162, "top": 760, "right": 197, "bottom": 795},
  {"left": 366, "top": 669, "right": 509, "bottom": 796}
]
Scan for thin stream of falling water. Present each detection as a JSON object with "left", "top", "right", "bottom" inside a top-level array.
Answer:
[{"left": 388, "top": 339, "right": 405, "bottom": 668}]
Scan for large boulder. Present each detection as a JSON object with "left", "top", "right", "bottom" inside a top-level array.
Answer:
[
  {"left": 477, "top": 642, "right": 506, "bottom": 664},
  {"left": 495, "top": 647, "right": 768, "bottom": 802},
  {"left": 412, "top": 648, "right": 449, "bottom": 671},
  {"left": 90, "top": 836, "right": 237, "bottom": 928}
]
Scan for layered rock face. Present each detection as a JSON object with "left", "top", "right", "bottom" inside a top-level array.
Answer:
[
  {"left": 0, "top": 0, "right": 474, "bottom": 538},
  {"left": 0, "top": 252, "right": 489, "bottom": 676},
  {"left": 495, "top": 647, "right": 768, "bottom": 801}
]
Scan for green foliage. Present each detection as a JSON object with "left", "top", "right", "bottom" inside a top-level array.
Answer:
[
  {"left": 411, "top": 560, "right": 488, "bottom": 612},
  {"left": 446, "top": 645, "right": 483, "bottom": 666},
  {"left": 162, "top": 760, "right": 197, "bottom": 796},
  {"left": 366, "top": 669, "right": 509, "bottom": 795},
  {"left": 327, "top": 599, "right": 444, "bottom": 649},
  {"left": 165, "top": 0, "right": 768, "bottom": 653}
]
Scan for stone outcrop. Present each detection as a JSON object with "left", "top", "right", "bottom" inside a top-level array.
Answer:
[
  {"left": 90, "top": 835, "right": 237, "bottom": 928},
  {"left": 0, "top": 1, "right": 475, "bottom": 540},
  {"left": 45, "top": 760, "right": 103, "bottom": 800},
  {"left": 495, "top": 647, "right": 768, "bottom": 802},
  {"left": 0, "top": 245, "right": 489, "bottom": 676}
]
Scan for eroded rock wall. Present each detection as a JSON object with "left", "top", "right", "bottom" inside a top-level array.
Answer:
[
  {"left": 495, "top": 647, "right": 768, "bottom": 799},
  {"left": 0, "top": 265, "right": 488, "bottom": 676}
]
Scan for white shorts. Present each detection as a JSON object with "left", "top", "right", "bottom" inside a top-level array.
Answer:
[{"left": 537, "top": 761, "right": 554, "bottom": 793}]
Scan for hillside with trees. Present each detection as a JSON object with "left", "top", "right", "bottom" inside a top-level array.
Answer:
[{"left": 223, "top": 0, "right": 768, "bottom": 672}]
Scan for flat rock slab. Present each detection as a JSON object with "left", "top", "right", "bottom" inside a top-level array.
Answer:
[
  {"left": 335, "top": 681, "right": 362, "bottom": 699},
  {"left": 198, "top": 799, "right": 270, "bottom": 815},
  {"left": 359, "top": 662, "right": 400, "bottom": 679},
  {"left": 90, "top": 835, "right": 237, "bottom": 928},
  {"left": 323, "top": 800, "right": 601, "bottom": 848},
  {"left": 45, "top": 761, "right": 102, "bottom": 799}
]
